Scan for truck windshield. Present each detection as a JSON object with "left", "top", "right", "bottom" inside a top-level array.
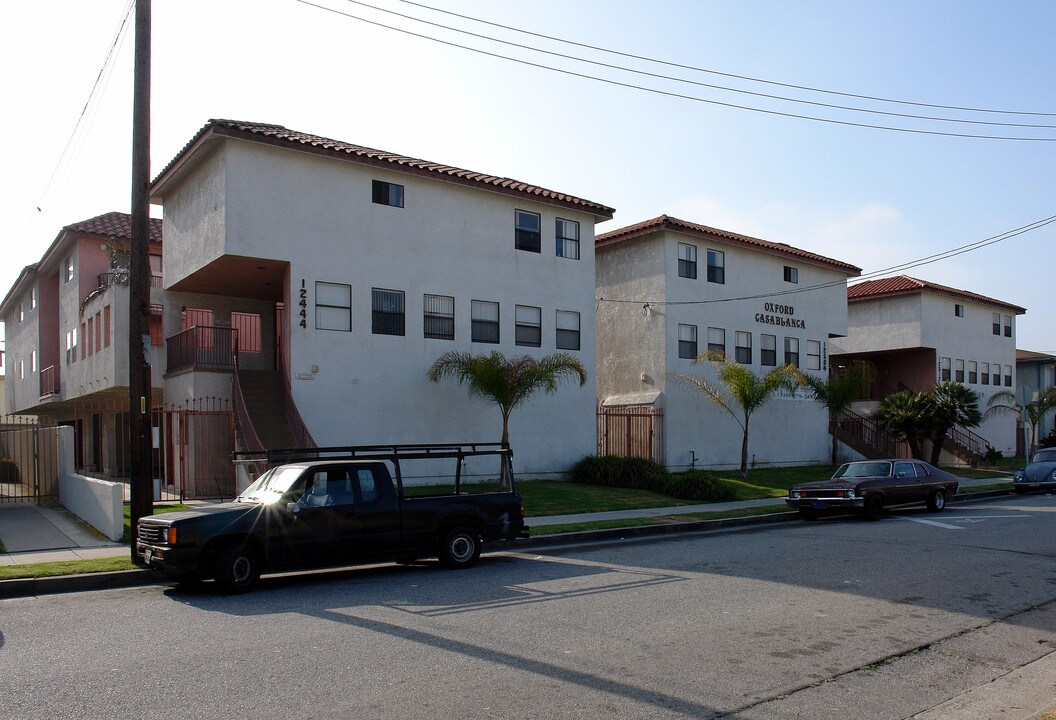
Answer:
[{"left": 237, "top": 465, "right": 306, "bottom": 504}]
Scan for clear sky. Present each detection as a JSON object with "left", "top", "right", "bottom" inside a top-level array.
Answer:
[{"left": 2, "top": 0, "right": 1054, "bottom": 370}]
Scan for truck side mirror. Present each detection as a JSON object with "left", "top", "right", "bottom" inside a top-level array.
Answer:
[{"left": 287, "top": 502, "right": 300, "bottom": 514}]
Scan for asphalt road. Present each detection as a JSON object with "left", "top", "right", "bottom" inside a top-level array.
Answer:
[{"left": 2, "top": 494, "right": 1055, "bottom": 719}]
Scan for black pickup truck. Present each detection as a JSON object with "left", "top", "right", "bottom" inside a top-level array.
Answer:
[{"left": 136, "top": 444, "right": 525, "bottom": 592}]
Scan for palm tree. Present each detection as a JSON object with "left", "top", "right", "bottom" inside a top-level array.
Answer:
[
  {"left": 672, "top": 352, "right": 799, "bottom": 480},
  {"left": 985, "top": 387, "right": 1056, "bottom": 457},
  {"left": 927, "top": 381, "right": 982, "bottom": 465},
  {"left": 874, "top": 390, "right": 933, "bottom": 460},
  {"left": 799, "top": 361, "right": 877, "bottom": 467},
  {"left": 427, "top": 350, "right": 587, "bottom": 447}
]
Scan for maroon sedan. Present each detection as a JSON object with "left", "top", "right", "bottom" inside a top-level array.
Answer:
[{"left": 786, "top": 459, "right": 959, "bottom": 521}]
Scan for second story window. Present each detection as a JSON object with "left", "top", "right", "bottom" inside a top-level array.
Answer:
[
  {"left": 64, "top": 256, "right": 74, "bottom": 284},
  {"left": 515, "top": 210, "right": 541, "bottom": 252},
  {"left": 954, "top": 303, "right": 964, "bottom": 317},
  {"left": 783, "top": 266, "right": 798, "bottom": 283},
  {"left": 30, "top": 287, "right": 37, "bottom": 310},
  {"left": 316, "top": 281, "right": 351, "bottom": 332},
  {"left": 556, "top": 219, "right": 580, "bottom": 259},
  {"left": 678, "top": 324, "right": 697, "bottom": 359},
  {"left": 515, "top": 305, "right": 542, "bottom": 347},
  {"left": 18, "top": 302, "right": 23, "bottom": 323},
  {"left": 761, "top": 334, "right": 776, "bottom": 366},
  {"left": 707, "top": 249, "right": 725, "bottom": 284},
  {"left": 472, "top": 300, "right": 500, "bottom": 343},
  {"left": 371, "top": 288, "right": 405, "bottom": 336},
  {"left": 784, "top": 337, "right": 799, "bottom": 367},
  {"left": 707, "top": 327, "right": 725, "bottom": 358},
  {"left": 1003, "top": 315, "right": 1012, "bottom": 337},
  {"left": 424, "top": 294, "right": 454, "bottom": 340},
  {"left": 735, "top": 331, "right": 752, "bottom": 364},
  {"left": 806, "top": 340, "right": 821, "bottom": 370},
  {"left": 556, "top": 310, "right": 581, "bottom": 351},
  {"left": 372, "top": 180, "right": 404, "bottom": 207},
  {"left": 678, "top": 243, "right": 697, "bottom": 279}
]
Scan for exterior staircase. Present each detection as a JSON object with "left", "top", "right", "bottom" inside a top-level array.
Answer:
[
  {"left": 236, "top": 370, "right": 299, "bottom": 450},
  {"left": 835, "top": 409, "right": 909, "bottom": 459}
]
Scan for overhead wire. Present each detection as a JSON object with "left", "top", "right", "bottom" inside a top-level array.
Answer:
[{"left": 296, "top": 0, "right": 1056, "bottom": 141}]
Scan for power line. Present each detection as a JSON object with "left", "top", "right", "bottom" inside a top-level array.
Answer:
[
  {"left": 399, "top": 0, "right": 1056, "bottom": 118},
  {"left": 337, "top": 0, "right": 1056, "bottom": 130},
  {"left": 298, "top": 0, "right": 1056, "bottom": 141},
  {"left": 596, "top": 213, "right": 1055, "bottom": 307}
]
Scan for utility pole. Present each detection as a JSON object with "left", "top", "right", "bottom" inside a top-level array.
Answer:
[{"left": 129, "top": 0, "right": 153, "bottom": 561}]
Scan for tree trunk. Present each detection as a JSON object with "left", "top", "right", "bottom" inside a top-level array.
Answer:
[
  {"left": 929, "top": 433, "right": 946, "bottom": 465},
  {"left": 740, "top": 428, "right": 750, "bottom": 480},
  {"left": 829, "top": 415, "right": 838, "bottom": 467},
  {"left": 908, "top": 437, "right": 922, "bottom": 460}
]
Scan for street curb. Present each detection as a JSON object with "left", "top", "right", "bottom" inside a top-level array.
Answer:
[{"left": 0, "top": 488, "right": 1015, "bottom": 600}]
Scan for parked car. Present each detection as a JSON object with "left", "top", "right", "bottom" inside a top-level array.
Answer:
[
  {"left": 136, "top": 444, "right": 525, "bottom": 592},
  {"left": 1013, "top": 448, "right": 1056, "bottom": 493},
  {"left": 786, "top": 459, "right": 959, "bottom": 521}
]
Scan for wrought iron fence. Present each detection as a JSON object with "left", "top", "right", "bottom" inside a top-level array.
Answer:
[
  {"left": 0, "top": 415, "right": 59, "bottom": 504},
  {"left": 166, "top": 326, "right": 236, "bottom": 373}
]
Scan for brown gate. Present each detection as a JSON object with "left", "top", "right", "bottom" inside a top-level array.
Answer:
[
  {"left": 0, "top": 415, "right": 60, "bottom": 504},
  {"left": 597, "top": 406, "right": 664, "bottom": 465}
]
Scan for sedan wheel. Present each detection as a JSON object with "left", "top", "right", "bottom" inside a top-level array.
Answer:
[
  {"left": 927, "top": 489, "right": 946, "bottom": 513},
  {"left": 864, "top": 494, "right": 884, "bottom": 521}
]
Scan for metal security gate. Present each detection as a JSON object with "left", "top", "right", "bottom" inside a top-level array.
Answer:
[
  {"left": 0, "top": 415, "right": 59, "bottom": 504},
  {"left": 597, "top": 406, "right": 664, "bottom": 465}
]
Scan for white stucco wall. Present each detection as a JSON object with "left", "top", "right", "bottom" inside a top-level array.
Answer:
[
  {"left": 828, "top": 295, "right": 923, "bottom": 355},
  {"left": 162, "top": 139, "right": 601, "bottom": 477}
]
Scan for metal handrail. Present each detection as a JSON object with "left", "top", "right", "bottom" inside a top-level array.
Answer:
[
  {"left": 231, "top": 345, "right": 267, "bottom": 479},
  {"left": 165, "top": 326, "right": 236, "bottom": 373},
  {"left": 39, "top": 365, "right": 60, "bottom": 398},
  {"left": 278, "top": 352, "right": 316, "bottom": 449},
  {"left": 945, "top": 423, "right": 986, "bottom": 458},
  {"left": 836, "top": 408, "right": 910, "bottom": 458}
]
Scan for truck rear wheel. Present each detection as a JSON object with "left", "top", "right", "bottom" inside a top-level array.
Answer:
[
  {"left": 213, "top": 542, "right": 261, "bottom": 593},
  {"left": 438, "top": 526, "right": 481, "bottom": 569}
]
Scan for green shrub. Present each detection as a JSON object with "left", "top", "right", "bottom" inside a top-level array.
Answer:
[
  {"left": 981, "top": 445, "right": 1004, "bottom": 465},
  {"left": 0, "top": 458, "right": 19, "bottom": 485},
  {"left": 660, "top": 471, "right": 736, "bottom": 502},
  {"left": 1040, "top": 428, "right": 1056, "bottom": 449},
  {"left": 570, "top": 455, "right": 668, "bottom": 490}
]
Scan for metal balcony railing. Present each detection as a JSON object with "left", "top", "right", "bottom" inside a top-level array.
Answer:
[
  {"left": 97, "top": 271, "right": 163, "bottom": 289},
  {"left": 165, "top": 326, "right": 236, "bottom": 373},
  {"left": 39, "top": 365, "right": 60, "bottom": 398}
]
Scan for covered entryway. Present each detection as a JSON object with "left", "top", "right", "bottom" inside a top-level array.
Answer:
[{"left": 597, "top": 392, "right": 664, "bottom": 465}]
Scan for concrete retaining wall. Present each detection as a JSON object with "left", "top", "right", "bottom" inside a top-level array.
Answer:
[{"left": 56, "top": 427, "right": 123, "bottom": 541}]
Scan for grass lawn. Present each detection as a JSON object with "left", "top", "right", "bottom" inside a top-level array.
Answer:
[
  {"left": 945, "top": 466, "right": 1015, "bottom": 479},
  {"left": 706, "top": 465, "right": 831, "bottom": 501},
  {"left": 0, "top": 556, "right": 138, "bottom": 580},
  {"left": 959, "top": 482, "right": 1013, "bottom": 494}
]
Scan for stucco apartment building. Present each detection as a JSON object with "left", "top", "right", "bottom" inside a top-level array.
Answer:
[
  {"left": 1016, "top": 349, "right": 1056, "bottom": 449},
  {"left": 829, "top": 275, "right": 1025, "bottom": 456},
  {"left": 148, "top": 119, "right": 614, "bottom": 478},
  {"left": 594, "top": 215, "right": 862, "bottom": 471}
]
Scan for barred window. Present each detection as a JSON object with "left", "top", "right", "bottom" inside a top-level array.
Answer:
[
  {"left": 424, "top": 294, "right": 454, "bottom": 340},
  {"left": 371, "top": 288, "right": 405, "bottom": 336}
]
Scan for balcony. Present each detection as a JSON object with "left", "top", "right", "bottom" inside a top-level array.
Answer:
[
  {"left": 97, "top": 271, "right": 164, "bottom": 289},
  {"left": 39, "top": 365, "right": 60, "bottom": 398},
  {"left": 166, "top": 326, "right": 236, "bottom": 374}
]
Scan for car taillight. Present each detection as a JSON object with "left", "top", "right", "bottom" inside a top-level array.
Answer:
[{"left": 519, "top": 499, "right": 524, "bottom": 521}]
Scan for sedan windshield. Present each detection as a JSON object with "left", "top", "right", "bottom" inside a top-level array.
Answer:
[
  {"left": 832, "top": 462, "right": 893, "bottom": 479},
  {"left": 1032, "top": 449, "right": 1056, "bottom": 464},
  {"left": 237, "top": 465, "right": 306, "bottom": 504}
]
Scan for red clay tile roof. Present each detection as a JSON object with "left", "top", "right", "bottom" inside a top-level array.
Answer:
[
  {"left": 152, "top": 119, "right": 615, "bottom": 220},
  {"left": 595, "top": 214, "right": 861, "bottom": 274},
  {"left": 64, "top": 211, "right": 163, "bottom": 243},
  {"left": 847, "top": 275, "right": 1026, "bottom": 314}
]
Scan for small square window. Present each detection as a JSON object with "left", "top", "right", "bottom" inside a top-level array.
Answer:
[
  {"left": 372, "top": 180, "right": 404, "bottom": 208},
  {"left": 707, "top": 249, "right": 725, "bottom": 284},
  {"left": 678, "top": 324, "right": 698, "bottom": 359},
  {"left": 556, "top": 219, "right": 580, "bottom": 259},
  {"left": 424, "top": 294, "right": 454, "bottom": 340},
  {"left": 515, "top": 210, "right": 541, "bottom": 252},
  {"left": 371, "top": 288, "right": 405, "bottom": 336},
  {"left": 515, "top": 305, "right": 542, "bottom": 347},
  {"left": 954, "top": 304, "right": 964, "bottom": 317},
  {"left": 784, "top": 266, "right": 798, "bottom": 284},
  {"left": 472, "top": 300, "right": 500, "bottom": 343},
  {"left": 556, "top": 310, "right": 580, "bottom": 351},
  {"left": 678, "top": 243, "right": 697, "bottom": 279}
]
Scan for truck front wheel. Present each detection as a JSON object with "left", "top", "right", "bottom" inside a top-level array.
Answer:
[
  {"left": 213, "top": 542, "right": 261, "bottom": 593},
  {"left": 438, "top": 526, "right": 481, "bottom": 569}
]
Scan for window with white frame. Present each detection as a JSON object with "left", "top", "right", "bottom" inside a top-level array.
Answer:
[
  {"left": 968, "top": 360, "right": 977, "bottom": 384},
  {"left": 954, "top": 303, "right": 964, "bottom": 317},
  {"left": 678, "top": 324, "right": 698, "bottom": 359},
  {"left": 992, "top": 361, "right": 1001, "bottom": 386},
  {"left": 515, "top": 210, "right": 541, "bottom": 252},
  {"left": 1004, "top": 364, "right": 1013, "bottom": 387},
  {"left": 64, "top": 256, "right": 73, "bottom": 284},
  {"left": 940, "top": 357, "right": 951, "bottom": 381},
  {"left": 784, "top": 337, "right": 799, "bottom": 367},
  {"left": 372, "top": 179, "right": 404, "bottom": 208},
  {"left": 707, "top": 327, "right": 725, "bottom": 358},
  {"left": 316, "top": 281, "right": 352, "bottom": 332},
  {"left": 992, "top": 313, "right": 1000, "bottom": 335},
  {"left": 556, "top": 310, "right": 580, "bottom": 350},
  {"left": 30, "top": 350, "right": 36, "bottom": 374},
  {"left": 30, "top": 287, "right": 37, "bottom": 310},
  {"left": 678, "top": 243, "right": 697, "bottom": 279},
  {"left": 65, "top": 330, "right": 73, "bottom": 365},
  {"left": 424, "top": 294, "right": 455, "bottom": 340},
  {"left": 955, "top": 359, "right": 964, "bottom": 382},
  {"left": 734, "top": 331, "right": 752, "bottom": 364},
  {"left": 556, "top": 218, "right": 580, "bottom": 259},
  {"left": 371, "top": 288, "right": 405, "bottom": 336},
  {"left": 980, "top": 361, "right": 990, "bottom": 385},
  {"left": 761, "top": 334, "right": 777, "bottom": 366},
  {"left": 783, "top": 266, "right": 798, "bottom": 283},
  {"left": 472, "top": 300, "right": 500, "bottom": 343},
  {"left": 707, "top": 249, "right": 725, "bottom": 284},
  {"left": 515, "top": 305, "right": 542, "bottom": 347},
  {"left": 1003, "top": 315, "right": 1012, "bottom": 337},
  {"left": 806, "top": 340, "right": 821, "bottom": 370}
]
